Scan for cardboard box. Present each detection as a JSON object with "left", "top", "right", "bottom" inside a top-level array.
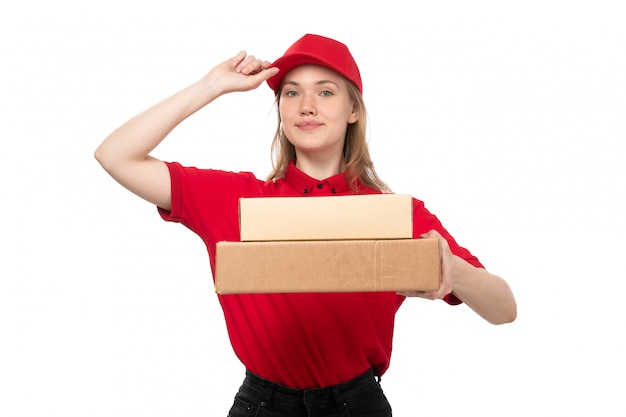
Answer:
[
  {"left": 239, "top": 194, "right": 413, "bottom": 241},
  {"left": 215, "top": 238, "right": 440, "bottom": 294}
]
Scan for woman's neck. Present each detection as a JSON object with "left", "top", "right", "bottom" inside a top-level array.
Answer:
[{"left": 295, "top": 152, "right": 344, "bottom": 180}]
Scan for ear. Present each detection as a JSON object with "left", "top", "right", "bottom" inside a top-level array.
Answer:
[{"left": 347, "top": 101, "right": 359, "bottom": 124}]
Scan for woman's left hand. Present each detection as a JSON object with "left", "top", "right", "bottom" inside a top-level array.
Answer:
[{"left": 397, "top": 230, "right": 455, "bottom": 300}]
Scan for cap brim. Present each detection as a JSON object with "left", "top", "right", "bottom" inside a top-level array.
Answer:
[{"left": 267, "top": 53, "right": 350, "bottom": 93}]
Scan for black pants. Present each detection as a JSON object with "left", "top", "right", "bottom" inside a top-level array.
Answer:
[{"left": 227, "top": 368, "right": 392, "bottom": 417}]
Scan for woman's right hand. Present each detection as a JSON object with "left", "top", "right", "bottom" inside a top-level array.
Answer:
[{"left": 203, "top": 51, "right": 279, "bottom": 95}]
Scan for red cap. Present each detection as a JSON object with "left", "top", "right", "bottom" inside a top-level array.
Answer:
[{"left": 267, "top": 34, "right": 362, "bottom": 94}]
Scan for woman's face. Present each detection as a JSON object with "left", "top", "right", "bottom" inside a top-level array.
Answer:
[{"left": 278, "top": 65, "right": 359, "bottom": 160}]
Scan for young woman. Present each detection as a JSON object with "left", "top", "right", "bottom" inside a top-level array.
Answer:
[{"left": 95, "top": 34, "right": 516, "bottom": 417}]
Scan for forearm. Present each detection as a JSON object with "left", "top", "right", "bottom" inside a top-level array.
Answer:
[
  {"left": 94, "top": 78, "right": 222, "bottom": 169},
  {"left": 451, "top": 256, "right": 517, "bottom": 325},
  {"left": 93, "top": 52, "right": 277, "bottom": 209}
]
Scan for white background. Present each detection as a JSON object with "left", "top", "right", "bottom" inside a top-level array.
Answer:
[{"left": 1, "top": 1, "right": 625, "bottom": 416}]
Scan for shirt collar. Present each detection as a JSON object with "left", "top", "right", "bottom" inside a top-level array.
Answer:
[{"left": 284, "top": 161, "right": 354, "bottom": 196}]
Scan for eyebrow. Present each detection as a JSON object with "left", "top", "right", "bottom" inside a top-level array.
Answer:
[{"left": 282, "top": 79, "right": 341, "bottom": 89}]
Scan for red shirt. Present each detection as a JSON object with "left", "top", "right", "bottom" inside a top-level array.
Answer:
[{"left": 158, "top": 161, "right": 482, "bottom": 388}]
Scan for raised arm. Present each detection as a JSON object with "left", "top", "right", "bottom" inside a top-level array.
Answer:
[{"left": 94, "top": 52, "right": 279, "bottom": 210}]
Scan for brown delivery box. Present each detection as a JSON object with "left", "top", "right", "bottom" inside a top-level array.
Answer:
[
  {"left": 215, "top": 238, "right": 440, "bottom": 294},
  {"left": 239, "top": 194, "right": 413, "bottom": 241}
]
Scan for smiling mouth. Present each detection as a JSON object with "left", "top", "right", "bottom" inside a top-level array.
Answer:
[{"left": 296, "top": 122, "right": 322, "bottom": 130}]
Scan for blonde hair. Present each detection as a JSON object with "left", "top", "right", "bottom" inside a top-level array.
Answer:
[{"left": 266, "top": 81, "right": 391, "bottom": 193}]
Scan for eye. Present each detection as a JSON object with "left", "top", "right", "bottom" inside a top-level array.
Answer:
[
  {"left": 282, "top": 90, "right": 298, "bottom": 97},
  {"left": 320, "top": 90, "right": 333, "bottom": 97}
]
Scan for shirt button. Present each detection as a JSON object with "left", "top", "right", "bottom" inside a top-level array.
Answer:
[
  {"left": 303, "top": 189, "right": 308, "bottom": 194},
  {"left": 317, "top": 184, "right": 323, "bottom": 189}
]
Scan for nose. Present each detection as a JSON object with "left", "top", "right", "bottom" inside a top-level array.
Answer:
[{"left": 299, "top": 93, "right": 316, "bottom": 115}]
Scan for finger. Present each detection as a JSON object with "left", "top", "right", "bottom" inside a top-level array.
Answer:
[
  {"left": 237, "top": 55, "right": 260, "bottom": 73},
  {"left": 397, "top": 290, "right": 436, "bottom": 299},
  {"left": 231, "top": 51, "right": 247, "bottom": 68},
  {"left": 420, "top": 229, "right": 442, "bottom": 239},
  {"left": 421, "top": 290, "right": 440, "bottom": 300},
  {"left": 240, "top": 58, "right": 272, "bottom": 75},
  {"left": 233, "top": 53, "right": 259, "bottom": 73},
  {"left": 246, "top": 66, "right": 279, "bottom": 83}
]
